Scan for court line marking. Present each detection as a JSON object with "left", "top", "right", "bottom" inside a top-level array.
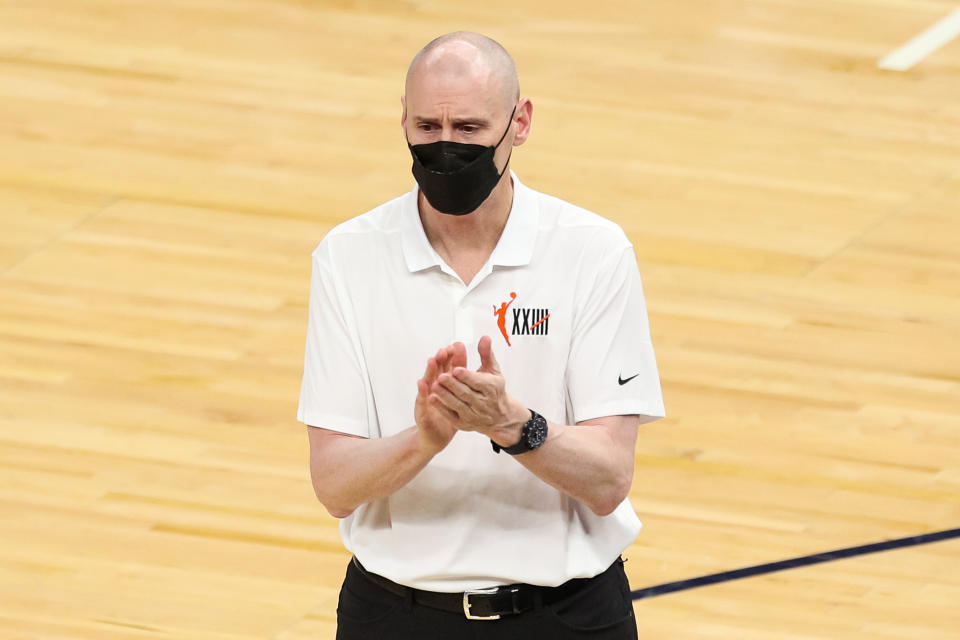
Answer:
[
  {"left": 631, "top": 526, "right": 960, "bottom": 600},
  {"left": 878, "top": 6, "right": 960, "bottom": 71}
]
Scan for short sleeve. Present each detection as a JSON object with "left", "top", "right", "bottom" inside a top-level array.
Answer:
[
  {"left": 296, "top": 243, "right": 372, "bottom": 437},
  {"left": 566, "top": 245, "right": 665, "bottom": 424}
]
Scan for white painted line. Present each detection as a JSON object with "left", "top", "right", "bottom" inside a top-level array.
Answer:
[{"left": 878, "top": 6, "right": 960, "bottom": 71}]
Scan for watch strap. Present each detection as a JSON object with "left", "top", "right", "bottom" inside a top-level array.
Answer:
[{"left": 491, "top": 410, "right": 545, "bottom": 455}]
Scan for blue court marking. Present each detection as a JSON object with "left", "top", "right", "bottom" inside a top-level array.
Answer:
[{"left": 631, "top": 527, "right": 960, "bottom": 601}]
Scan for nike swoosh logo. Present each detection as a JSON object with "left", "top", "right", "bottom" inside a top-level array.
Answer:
[{"left": 618, "top": 373, "right": 640, "bottom": 386}]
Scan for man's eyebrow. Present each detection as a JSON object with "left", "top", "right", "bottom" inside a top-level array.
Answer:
[{"left": 413, "top": 116, "right": 491, "bottom": 126}]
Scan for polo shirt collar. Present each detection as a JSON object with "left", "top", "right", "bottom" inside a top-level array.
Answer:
[{"left": 401, "top": 171, "right": 538, "bottom": 273}]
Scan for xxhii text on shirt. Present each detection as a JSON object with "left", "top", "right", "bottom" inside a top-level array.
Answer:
[{"left": 493, "top": 292, "right": 550, "bottom": 346}]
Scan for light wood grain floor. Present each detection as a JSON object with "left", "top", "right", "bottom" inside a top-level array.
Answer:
[{"left": 1, "top": 1, "right": 959, "bottom": 638}]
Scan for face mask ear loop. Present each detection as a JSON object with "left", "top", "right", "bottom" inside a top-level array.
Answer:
[
  {"left": 494, "top": 105, "right": 518, "bottom": 150},
  {"left": 492, "top": 105, "right": 517, "bottom": 179},
  {"left": 496, "top": 148, "right": 514, "bottom": 181}
]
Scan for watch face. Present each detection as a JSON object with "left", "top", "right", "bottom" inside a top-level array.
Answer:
[{"left": 526, "top": 414, "right": 548, "bottom": 448}]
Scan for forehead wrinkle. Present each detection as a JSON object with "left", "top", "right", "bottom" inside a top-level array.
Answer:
[{"left": 406, "top": 70, "right": 501, "bottom": 122}]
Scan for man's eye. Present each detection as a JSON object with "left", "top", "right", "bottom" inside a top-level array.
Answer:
[{"left": 461, "top": 125, "right": 477, "bottom": 133}]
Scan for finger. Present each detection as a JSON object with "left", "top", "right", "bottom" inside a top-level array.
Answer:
[
  {"left": 423, "top": 357, "right": 438, "bottom": 385},
  {"left": 428, "top": 393, "right": 460, "bottom": 422},
  {"left": 436, "top": 348, "right": 448, "bottom": 373},
  {"left": 417, "top": 377, "right": 429, "bottom": 398},
  {"left": 452, "top": 367, "right": 493, "bottom": 393},
  {"left": 436, "top": 372, "right": 480, "bottom": 404},
  {"left": 477, "top": 336, "right": 501, "bottom": 374},
  {"left": 430, "top": 385, "right": 471, "bottom": 416},
  {"left": 451, "top": 341, "right": 468, "bottom": 369},
  {"left": 441, "top": 345, "right": 456, "bottom": 372}
]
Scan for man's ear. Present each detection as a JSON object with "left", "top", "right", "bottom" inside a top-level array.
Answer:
[
  {"left": 513, "top": 97, "right": 533, "bottom": 146},
  {"left": 400, "top": 95, "right": 407, "bottom": 128}
]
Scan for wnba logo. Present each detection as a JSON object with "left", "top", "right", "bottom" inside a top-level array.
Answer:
[{"left": 493, "top": 292, "right": 550, "bottom": 346}]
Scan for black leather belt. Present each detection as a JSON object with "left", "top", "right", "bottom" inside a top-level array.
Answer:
[{"left": 351, "top": 556, "right": 601, "bottom": 620}]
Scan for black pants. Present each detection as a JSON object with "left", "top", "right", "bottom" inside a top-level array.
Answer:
[{"left": 335, "top": 557, "right": 638, "bottom": 640}]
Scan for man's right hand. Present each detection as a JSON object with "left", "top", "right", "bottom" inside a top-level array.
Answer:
[{"left": 415, "top": 342, "right": 467, "bottom": 456}]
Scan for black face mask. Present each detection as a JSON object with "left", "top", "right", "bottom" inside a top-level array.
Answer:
[{"left": 408, "top": 107, "right": 516, "bottom": 216}]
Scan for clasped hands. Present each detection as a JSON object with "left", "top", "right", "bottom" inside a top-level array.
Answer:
[{"left": 414, "top": 335, "right": 530, "bottom": 456}]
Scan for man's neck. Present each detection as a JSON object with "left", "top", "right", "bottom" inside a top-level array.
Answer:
[{"left": 418, "top": 174, "right": 514, "bottom": 282}]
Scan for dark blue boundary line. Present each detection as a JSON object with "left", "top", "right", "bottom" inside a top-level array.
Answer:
[{"left": 631, "top": 527, "right": 960, "bottom": 601}]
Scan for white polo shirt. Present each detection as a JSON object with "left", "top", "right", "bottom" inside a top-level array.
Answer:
[{"left": 297, "top": 172, "right": 664, "bottom": 592}]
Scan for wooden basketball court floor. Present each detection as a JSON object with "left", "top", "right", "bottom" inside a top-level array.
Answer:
[{"left": 1, "top": 1, "right": 958, "bottom": 638}]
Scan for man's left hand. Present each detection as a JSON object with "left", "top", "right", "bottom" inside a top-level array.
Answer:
[{"left": 431, "top": 335, "right": 530, "bottom": 447}]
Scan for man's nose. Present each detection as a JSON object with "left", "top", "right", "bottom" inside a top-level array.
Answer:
[{"left": 439, "top": 125, "right": 456, "bottom": 142}]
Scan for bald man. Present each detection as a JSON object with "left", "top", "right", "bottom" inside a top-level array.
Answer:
[{"left": 299, "top": 32, "right": 664, "bottom": 639}]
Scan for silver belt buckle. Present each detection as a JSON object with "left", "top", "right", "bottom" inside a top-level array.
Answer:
[{"left": 463, "top": 586, "right": 501, "bottom": 620}]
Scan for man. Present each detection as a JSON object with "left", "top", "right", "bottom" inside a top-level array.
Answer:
[{"left": 298, "top": 31, "right": 664, "bottom": 639}]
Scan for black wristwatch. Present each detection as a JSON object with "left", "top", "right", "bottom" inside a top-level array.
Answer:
[{"left": 491, "top": 410, "right": 548, "bottom": 455}]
